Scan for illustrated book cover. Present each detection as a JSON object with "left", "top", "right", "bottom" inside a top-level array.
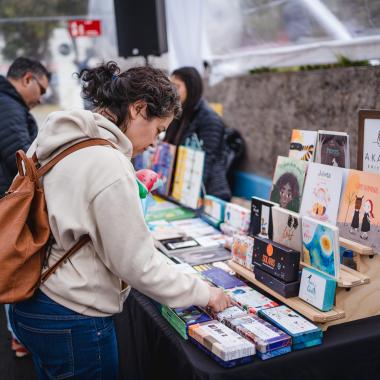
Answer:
[
  {"left": 315, "top": 130, "right": 350, "bottom": 168},
  {"left": 288, "top": 129, "right": 318, "bottom": 162},
  {"left": 299, "top": 162, "right": 344, "bottom": 225},
  {"left": 270, "top": 156, "right": 308, "bottom": 213},
  {"left": 301, "top": 216, "right": 340, "bottom": 279},
  {"left": 249, "top": 197, "right": 277, "bottom": 240}
]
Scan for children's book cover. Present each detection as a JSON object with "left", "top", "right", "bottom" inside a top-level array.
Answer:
[
  {"left": 151, "top": 142, "right": 177, "bottom": 196},
  {"left": 288, "top": 129, "right": 318, "bottom": 161},
  {"left": 300, "top": 162, "right": 343, "bottom": 225},
  {"left": 231, "top": 235, "right": 254, "bottom": 269},
  {"left": 337, "top": 169, "right": 380, "bottom": 254},
  {"left": 270, "top": 156, "right": 308, "bottom": 213},
  {"left": 301, "top": 216, "right": 340, "bottom": 279},
  {"left": 272, "top": 206, "right": 302, "bottom": 252},
  {"left": 249, "top": 197, "right": 277, "bottom": 240},
  {"left": 315, "top": 131, "right": 350, "bottom": 168}
]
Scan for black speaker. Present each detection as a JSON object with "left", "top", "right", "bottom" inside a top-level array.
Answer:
[{"left": 114, "top": 0, "right": 168, "bottom": 58}]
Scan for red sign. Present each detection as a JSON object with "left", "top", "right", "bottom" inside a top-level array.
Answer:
[{"left": 68, "top": 20, "right": 101, "bottom": 37}]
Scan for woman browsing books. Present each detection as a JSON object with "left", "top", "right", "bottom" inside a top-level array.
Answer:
[{"left": 9, "top": 62, "right": 232, "bottom": 380}]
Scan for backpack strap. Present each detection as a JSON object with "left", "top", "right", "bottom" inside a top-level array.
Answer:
[
  {"left": 37, "top": 138, "right": 116, "bottom": 177},
  {"left": 36, "top": 138, "right": 116, "bottom": 284},
  {"left": 40, "top": 235, "right": 91, "bottom": 284}
]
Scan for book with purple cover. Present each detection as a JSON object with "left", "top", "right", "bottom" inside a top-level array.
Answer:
[{"left": 202, "top": 267, "right": 246, "bottom": 289}]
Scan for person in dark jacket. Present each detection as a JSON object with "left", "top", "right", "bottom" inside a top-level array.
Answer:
[
  {"left": 164, "top": 66, "right": 231, "bottom": 201},
  {"left": 0, "top": 57, "right": 49, "bottom": 358},
  {"left": 0, "top": 57, "right": 50, "bottom": 196}
]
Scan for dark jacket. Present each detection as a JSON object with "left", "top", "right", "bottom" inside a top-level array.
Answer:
[
  {"left": 166, "top": 99, "right": 231, "bottom": 201},
  {"left": 0, "top": 75, "right": 38, "bottom": 195}
]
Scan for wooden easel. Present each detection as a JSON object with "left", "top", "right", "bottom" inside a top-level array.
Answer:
[{"left": 228, "top": 237, "right": 377, "bottom": 331}]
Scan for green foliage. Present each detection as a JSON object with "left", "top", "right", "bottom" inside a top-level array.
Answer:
[
  {"left": 0, "top": 0, "right": 88, "bottom": 60},
  {"left": 249, "top": 55, "right": 370, "bottom": 75}
]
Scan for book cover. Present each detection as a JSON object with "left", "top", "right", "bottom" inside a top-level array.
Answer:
[
  {"left": 203, "top": 195, "right": 226, "bottom": 223},
  {"left": 249, "top": 197, "right": 277, "bottom": 240},
  {"left": 337, "top": 169, "right": 380, "bottom": 254},
  {"left": 361, "top": 117, "right": 380, "bottom": 173},
  {"left": 226, "top": 286, "right": 279, "bottom": 314},
  {"left": 172, "top": 246, "right": 231, "bottom": 266},
  {"left": 210, "top": 306, "right": 247, "bottom": 323},
  {"left": 302, "top": 216, "right": 340, "bottom": 279},
  {"left": 202, "top": 267, "right": 246, "bottom": 289},
  {"left": 315, "top": 131, "right": 350, "bottom": 168},
  {"left": 151, "top": 142, "right": 177, "bottom": 196},
  {"left": 272, "top": 206, "right": 302, "bottom": 252},
  {"left": 300, "top": 162, "right": 343, "bottom": 225},
  {"left": 298, "top": 267, "right": 337, "bottom": 312},
  {"left": 231, "top": 235, "right": 254, "bottom": 270},
  {"left": 226, "top": 314, "right": 292, "bottom": 353},
  {"left": 258, "top": 305, "right": 322, "bottom": 340},
  {"left": 288, "top": 129, "right": 318, "bottom": 161},
  {"left": 270, "top": 156, "right": 308, "bottom": 212},
  {"left": 188, "top": 320, "right": 256, "bottom": 362},
  {"left": 224, "top": 203, "right": 251, "bottom": 233}
]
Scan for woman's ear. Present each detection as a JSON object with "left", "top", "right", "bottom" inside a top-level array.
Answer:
[{"left": 130, "top": 100, "right": 147, "bottom": 120}]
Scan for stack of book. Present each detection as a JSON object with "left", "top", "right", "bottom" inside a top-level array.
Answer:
[
  {"left": 188, "top": 320, "right": 256, "bottom": 367},
  {"left": 225, "top": 314, "right": 292, "bottom": 360},
  {"left": 258, "top": 305, "right": 323, "bottom": 350}
]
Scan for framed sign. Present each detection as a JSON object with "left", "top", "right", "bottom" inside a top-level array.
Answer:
[{"left": 358, "top": 110, "right": 380, "bottom": 173}]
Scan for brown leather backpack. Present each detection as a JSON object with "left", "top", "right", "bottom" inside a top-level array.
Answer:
[{"left": 0, "top": 138, "right": 114, "bottom": 304}]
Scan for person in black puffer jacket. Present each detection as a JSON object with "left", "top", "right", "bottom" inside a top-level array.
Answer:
[
  {"left": 0, "top": 57, "right": 50, "bottom": 196},
  {"left": 164, "top": 66, "right": 232, "bottom": 201}
]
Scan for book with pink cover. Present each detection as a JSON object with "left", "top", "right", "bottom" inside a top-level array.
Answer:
[{"left": 337, "top": 169, "right": 380, "bottom": 254}]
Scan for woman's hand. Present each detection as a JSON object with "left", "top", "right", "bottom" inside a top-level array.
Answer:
[{"left": 207, "top": 286, "right": 233, "bottom": 312}]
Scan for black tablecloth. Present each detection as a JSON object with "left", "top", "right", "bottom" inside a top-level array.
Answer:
[{"left": 115, "top": 289, "right": 380, "bottom": 380}]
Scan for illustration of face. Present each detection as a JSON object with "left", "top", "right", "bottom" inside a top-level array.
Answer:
[
  {"left": 364, "top": 200, "right": 371, "bottom": 213},
  {"left": 279, "top": 182, "right": 293, "bottom": 208}
]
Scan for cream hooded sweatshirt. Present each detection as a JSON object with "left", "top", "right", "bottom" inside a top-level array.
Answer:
[{"left": 27, "top": 109, "right": 210, "bottom": 317}]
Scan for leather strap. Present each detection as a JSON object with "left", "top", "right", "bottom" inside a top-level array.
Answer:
[
  {"left": 40, "top": 235, "right": 91, "bottom": 283},
  {"left": 37, "top": 138, "right": 115, "bottom": 177}
]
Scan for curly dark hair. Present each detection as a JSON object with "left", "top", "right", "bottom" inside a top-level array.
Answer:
[{"left": 78, "top": 61, "right": 182, "bottom": 127}]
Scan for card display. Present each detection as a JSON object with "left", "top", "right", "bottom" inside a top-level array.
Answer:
[
  {"left": 226, "top": 314, "right": 292, "bottom": 354},
  {"left": 202, "top": 267, "right": 246, "bottom": 289},
  {"left": 188, "top": 320, "right": 256, "bottom": 364},
  {"left": 254, "top": 266, "right": 300, "bottom": 298},
  {"left": 172, "top": 146, "right": 205, "bottom": 209},
  {"left": 249, "top": 197, "right": 277, "bottom": 240},
  {"left": 298, "top": 267, "right": 337, "bottom": 312},
  {"left": 270, "top": 156, "right": 308, "bottom": 212},
  {"left": 288, "top": 129, "right": 318, "bottom": 161},
  {"left": 226, "top": 286, "right": 279, "bottom": 314},
  {"left": 302, "top": 216, "right": 340, "bottom": 279},
  {"left": 272, "top": 206, "right": 302, "bottom": 252},
  {"left": 252, "top": 236, "right": 300, "bottom": 283},
  {"left": 300, "top": 162, "right": 343, "bottom": 225},
  {"left": 231, "top": 235, "right": 255, "bottom": 270},
  {"left": 315, "top": 130, "right": 349, "bottom": 168},
  {"left": 337, "top": 169, "right": 380, "bottom": 254}
]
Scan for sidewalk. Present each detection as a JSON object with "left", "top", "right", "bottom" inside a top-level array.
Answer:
[{"left": 0, "top": 307, "right": 37, "bottom": 379}]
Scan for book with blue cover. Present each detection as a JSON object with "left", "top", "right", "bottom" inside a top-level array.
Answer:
[{"left": 202, "top": 267, "right": 246, "bottom": 289}]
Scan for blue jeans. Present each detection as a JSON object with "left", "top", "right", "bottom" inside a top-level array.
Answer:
[{"left": 9, "top": 290, "right": 119, "bottom": 380}]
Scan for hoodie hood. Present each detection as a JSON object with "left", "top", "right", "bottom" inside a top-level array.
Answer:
[{"left": 33, "top": 109, "right": 133, "bottom": 164}]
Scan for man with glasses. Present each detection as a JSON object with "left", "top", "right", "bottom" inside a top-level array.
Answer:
[{"left": 0, "top": 56, "right": 50, "bottom": 357}]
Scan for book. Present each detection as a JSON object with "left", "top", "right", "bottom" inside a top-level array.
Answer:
[
  {"left": 337, "top": 169, "right": 380, "bottom": 254},
  {"left": 188, "top": 320, "right": 256, "bottom": 364},
  {"left": 249, "top": 197, "right": 277, "bottom": 240},
  {"left": 171, "top": 246, "right": 231, "bottom": 266},
  {"left": 203, "top": 195, "right": 226, "bottom": 227},
  {"left": 145, "top": 196, "right": 195, "bottom": 222},
  {"left": 315, "top": 130, "right": 350, "bottom": 168},
  {"left": 209, "top": 306, "right": 247, "bottom": 323},
  {"left": 270, "top": 156, "right": 308, "bottom": 212},
  {"left": 272, "top": 206, "right": 302, "bottom": 252},
  {"left": 161, "top": 305, "right": 211, "bottom": 339},
  {"left": 299, "top": 162, "right": 344, "bottom": 225},
  {"left": 171, "top": 146, "right": 205, "bottom": 209},
  {"left": 202, "top": 267, "right": 246, "bottom": 289},
  {"left": 288, "top": 129, "right": 318, "bottom": 162},
  {"left": 258, "top": 305, "right": 322, "bottom": 347},
  {"left": 231, "top": 235, "right": 255, "bottom": 270},
  {"left": 151, "top": 142, "right": 177, "bottom": 196},
  {"left": 225, "top": 314, "right": 292, "bottom": 354},
  {"left": 226, "top": 286, "right": 279, "bottom": 314},
  {"left": 302, "top": 216, "right": 340, "bottom": 279},
  {"left": 298, "top": 267, "right": 337, "bottom": 312},
  {"left": 252, "top": 236, "right": 300, "bottom": 283},
  {"left": 254, "top": 267, "right": 300, "bottom": 298},
  {"left": 224, "top": 203, "right": 251, "bottom": 233}
]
